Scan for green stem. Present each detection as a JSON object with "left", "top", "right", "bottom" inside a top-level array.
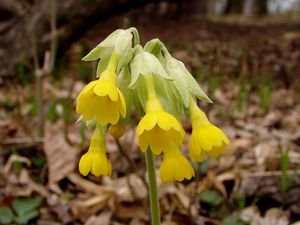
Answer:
[{"left": 145, "top": 149, "right": 161, "bottom": 225}]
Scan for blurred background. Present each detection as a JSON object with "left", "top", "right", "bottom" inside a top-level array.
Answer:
[{"left": 0, "top": 0, "right": 300, "bottom": 224}]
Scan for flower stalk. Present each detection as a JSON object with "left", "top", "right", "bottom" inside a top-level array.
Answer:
[{"left": 145, "top": 148, "right": 161, "bottom": 225}]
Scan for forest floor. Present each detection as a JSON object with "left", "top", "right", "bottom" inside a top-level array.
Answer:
[{"left": 0, "top": 11, "right": 300, "bottom": 225}]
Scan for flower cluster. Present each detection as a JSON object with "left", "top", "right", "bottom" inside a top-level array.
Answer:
[{"left": 76, "top": 28, "right": 230, "bottom": 183}]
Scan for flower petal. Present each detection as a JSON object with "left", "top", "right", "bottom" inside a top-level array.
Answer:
[
  {"left": 76, "top": 87, "right": 94, "bottom": 114},
  {"left": 138, "top": 132, "right": 149, "bottom": 152},
  {"left": 79, "top": 153, "right": 92, "bottom": 176},
  {"left": 137, "top": 113, "right": 157, "bottom": 135},
  {"left": 93, "top": 80, "right": 119, "bottom": 102},
  {"left": 95, "top": 97, "right": 119, "bottom": 125},
  {"left": 118, "top": 89, "right": 126, "bottom": 117},
  {"left": 158, "top": 111, "right": 182, "bottom": 132}
]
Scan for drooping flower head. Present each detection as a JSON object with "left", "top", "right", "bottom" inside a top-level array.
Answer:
[
  {"left": 76, "top": 51, "right": 126, "bottom": 125},
  {"left": 79, "top": 125, "right": 112, "bottom": 176},
  {"left": 189, "top": 97, "right": 230, "bottom": 161},
  {"left": 160, "top": 145, "right": 195, "bottom": 183},
  {"left": 137, "top": 75, "right": 185, "bottom": 155}
]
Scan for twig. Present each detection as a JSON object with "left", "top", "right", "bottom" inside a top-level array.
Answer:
[
  {"left": 242, "top": 170, "right": 300, "bottom": 178},
  {"left": 49, "top": 0, "right": 57, "bottom": 72},
  {"left": 0, "top": 137, "right": 43, "bottom": 145}
]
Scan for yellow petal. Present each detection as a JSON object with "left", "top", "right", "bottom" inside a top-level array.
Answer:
[
  {"left": 118, "top": 90, "right": 126, "bottom": 118},
  {"left": 79, "top": 80, "right": 98, "bottom": 95},
  {"left": 95, "top": 97, "right": 119, "bottom": 125},
  {"left": 81, "top": 94, "right": 99, "bottom": 121},
  {"left": 160, "top": 150, "right": 194, "bottom": 183},
  {"left": 91, "top": 152, "right": 112, "bottom": 177},
  {"left": 148, "top": 127, "right": 172, "bottom": 155},
  {"left": 189, "top": 134, "right": 206, "bottom": 162},
  {"left": 194, "top": 127, "right": 213, "bottom": 151},
  {"left": 79, "top": 153, "right": 92, "bottom": 176},
  {"left": 138, "top": 132, "right": 149, "bottom": 152},
  {"left": 93, "top": 80, "right": 119, "bottom": 102},
  {"left": 76, "top": 87, "right": 95, "bottom": 114},
  {"left": 157, "top": 111, "right": 182, "bottom": 132},
  {"left": 168, "top": 129, "right": 185, "bottom": 147},
  {"left": 207, "top": 146, "right": 225, "bottom": 158},
  {"left": 137, "top": 113, "right": 157, "bottom": 135}
]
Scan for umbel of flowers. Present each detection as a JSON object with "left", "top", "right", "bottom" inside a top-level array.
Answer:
[{"left": 76, "top": 28, "right": 230, "bottom": 183}]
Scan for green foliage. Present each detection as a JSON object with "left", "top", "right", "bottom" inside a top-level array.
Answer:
[
  {"left": 235, "top": 81, "right": 251, "bottom": 112},
  {"left": 31, "top": 156, "right": 46, "bottom": 168},
  {"left": 257, "top": 72, "right": 272, "bottom": 112},
  {"left": 11, "top": 148, "right": 23, "bottom": 172},
  {"left": 193, "top": 67, "right": 207, "bottom": 82},
  {"left": 63, "top": 192, "right": 75, "bottom": 200},
  {"left": 221, "top": 215, "right": 248, "bottom": 225},
  {"left": 0, "top": 197, "right": 42, "bottom": 225},
  {"left": 16, "top": 61, "right": 34, "bottom": 85},
  {"left": 79, "top": 60, "right": 92, "bottom": 81},
  {"left": 47, "top": 98, "right": 73, "bottom": 124},
  {"left": 12, "top": 197, "right": 42, "bottom": 224},
  {"left": 199, "top": 190, "right": 224, "bottom": 207},
  {"left": 279, "top": 145, "right": 292, "bottom": 194},
  {"left": 208, "top": 72, "right": 221, "bottom": 97},
  {"left": 235, "top": 193, "right": 246, "bottom": 210},
  {"left": 0, "top": 207, "right": 14, "bottom": 224},
  {"left": 47, "top": 98, "right": 59, "bottom": 123},
  {"left": 197, "top": 160, "right": 209, "bottom": 173}
]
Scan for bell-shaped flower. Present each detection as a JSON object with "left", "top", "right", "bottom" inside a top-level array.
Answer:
[
  {"left": 160, "top": 145, "right": 195, "bottom": 183},
  {"left": 79, "top": 126, "right": 112, "bottom": 176},
  {"left": 76, "top": 69, "right": 126, "bottom": 125},
  {"left": 137, "top": 97, "right": 185, "bottom": 155},
  {"left": 189, "top": 98, "right": 230, "bottom": 161}
]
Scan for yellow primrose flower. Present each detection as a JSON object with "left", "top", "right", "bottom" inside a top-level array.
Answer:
[
  {"left": 79, "top": 126, "right": 112, "bottom": 176},
  {"left": 160, "top": 145, "right": 195, "bottom": 183},
  {"left": 76, "top": 69, "right": 126, "bottom": 125},
  {"left": 108, "top": 121, "right": 125, "bottom": 138},
  {"left": 189, "top": 98, "right": 230, "bottom": 161},
  {"left": 137, "top": 97, "right": 185, "bottom": 155}
]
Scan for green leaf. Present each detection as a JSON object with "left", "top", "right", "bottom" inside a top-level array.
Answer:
[
  {"left": 12, "top": 197, "right": 42, "bottom": 224},
  {"left": 199, "top": 190, "right": 224, "bottom": 207},
  {"left": 221, "top": 215, "right": 248, "bottom": 225},
  {"left": 0, "top": 207, "right": 14, "bottom": 224},
  {"left": 14, "top": 210, "right": 38, "bottom": 225}
]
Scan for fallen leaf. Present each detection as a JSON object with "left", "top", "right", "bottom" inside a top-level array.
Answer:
[{"left": 44, "top": 122, "right": 78, "bottom": 185}]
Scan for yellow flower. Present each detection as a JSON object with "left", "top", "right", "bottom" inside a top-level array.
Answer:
[
  {"left": 160, "top": 146, "right": 195, "bottom": 183},
  {"left": 108, "top": 121, "right": 125, "bottom": 138},
  {"left": 137, "top": 97, "right": 185, "bottom": 155},
  {"left": 79, "top": 125, "right": 112, "bottom": 176},
  {"left": 189, "top": 99, "right": 230, "bottom": 161},
  {"left": 76, "top": 69, "right": 126, "bottom": 125}
]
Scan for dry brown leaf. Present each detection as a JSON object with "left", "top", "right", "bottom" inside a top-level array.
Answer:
[
  {"left": 115, "top": 203, "right": 147, "bottom": 219},
  {"left": 241, "top": 206, "right": 289, "bottom": 225},
  {"left": 129, "top": 218, "right": 146, "bottom": 225},
  {"left": 84, "top": 211, "right": 112, "bottom": 225},
  {"left": 44, "top": 122, "right": 78, "bottom": 185},
  {"left": 67, "top": 173, "right": 114, "bottom": 195},
  {"left": 107, "top": 173, "right": 147, "bottom": 202}
]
